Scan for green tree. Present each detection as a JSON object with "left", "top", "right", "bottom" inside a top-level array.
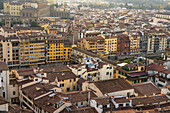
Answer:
[
  {"left": 54, "top": 3, "right": 58, "bottom": 8},
  {"left": 0, "top": 19, "right": 5, "bottom": 27},
  {"left": 0, "top": 0, "right": 4, "bottom": 9},
  {"left": 30, "top": 21, "right": 39, "bottom": 27}
]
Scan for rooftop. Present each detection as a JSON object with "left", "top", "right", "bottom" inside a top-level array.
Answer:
[{"left": 93, "top": 78, "right": 134, "bottom": 94}]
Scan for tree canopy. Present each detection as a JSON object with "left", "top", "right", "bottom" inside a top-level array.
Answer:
[{"left": 30, "top": 21, "right": 39, "bottom": 27}]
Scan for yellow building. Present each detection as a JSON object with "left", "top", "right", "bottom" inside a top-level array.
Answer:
[
  {"left": 129, "top": 34, "right": 140, "bottom": 55},
  {"left": 15, "top": 27, "right": 44, "bottom": 33},
  {"left": 54, "top": 71, "right": 78, "bottom": 92},
  {"left": 19, "top": 33, "right": 47, "bottom": 67},
  {"left": 104, "top": 36, "right": 117, "bottom": 55},
  {"left": 115, "top": 63, "right": 148, "bottom": 85},
  {"left": 3, "top": 2, "right": 23, "bottom": 17},
  {"left": 77, "top": 36, "right": 105, "bottom": 55},
  {"left": 46, "top": 38, "right": 72, "bottom": 63},
  {"left": 46, "top": 0, "right": 55, "bottom": 5}
]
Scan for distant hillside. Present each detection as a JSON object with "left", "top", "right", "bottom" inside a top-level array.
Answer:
[{"left": 106, "top": 0, "right": 168, "bottom": 5}]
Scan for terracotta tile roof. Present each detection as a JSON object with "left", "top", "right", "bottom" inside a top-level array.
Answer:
[
  {"left": 112, "top": 109, "right": 137, "bottom": 113},
  {"left": 93, "top": 78, "right": 134, "bottom": 94},
  {"left": 9, "top": 105, "right": 33, "bottom": 113},
  {"left": 114, "top": 97, "right": 130, "bottom": 103},
  {"left": 17, "top": 68, "right": 34, "bottom": 76},
  {"left": 133, "top": 82, "right": 161, "bottom": 96},
  {"left": 40, "top": 66, "right": 70, "bottom": 73},
  {"left": 146, "top": 63, "right": 165, "bottom": 72},
  {"left": 63, "top": 90, "right": 97, "bottom": 103},
  {"left": 93, "top": 97, "right": 110, "bottom": 105},
  {"left": 69, "top": 107, "right": 98, "bottom": 113},
  {"left": 161, "top": 70, "right": 170, "bottom": 75},
  {"left": 128, "top": 72, "right": 147, "bottom": 77},
  {"left": 87, "top": 67, "right": 98, "bottom": 72},
  {"left": 34, "top": 94, "right": 60, "bottom": 113},
  {"left": 77, "top": 78, "right": 86, "bottom": 84},
  {"left": 98, "top": 62, "right": 107, "bottom": 69},
  {"left": 22, "top": 83, "right": 56, "bottom": 99},
  {"left": 18, "top": 79, "right": 33, "bottom": 86},
  {"left": 84, "top": 36, "right": 104, "bottom": 41},
  {"left": 131, "top": 95, "right": 169, "bottom": 105},
  {"left": 125, "top": 63, "right": 145, "bottom": 68},
  {"left": 48, "top": 71, "right": 77, "bottom": 81},
  {"left": 69, "top": 64, "right": 86, "bottom": 69},
  {"left": 0, "top": 95, "right": 9, "bottom": 105}
]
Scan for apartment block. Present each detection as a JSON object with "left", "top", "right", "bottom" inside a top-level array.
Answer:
[
  {"left": 46, "top": 38, "right": 72, "bottom": 63},
  {"left": 128, "top": 32, "right": 140, "bottom": 54},
  {"left": 0, "top": 62, "right": 10, "bottom": 101},
  {"left": 3, "top": 0, "right": 50, "bottom": 22},
  {"left": 0, "top": 36, "right": 13, "bottom": 65},
  {"left": 18, "top": 33, "right": 46, "bottom": 67},
  {"left": 117, "top": 34, "right": 130, "bottom": 56},
  {"left": 77, "top": 36, "right": 105, "bottom": 55},
  {"left": 104, "top": 35, "right": 117, "bottom": 55},
  {"left": 115, "top": 63, "right": 148, "bottom": 85}
]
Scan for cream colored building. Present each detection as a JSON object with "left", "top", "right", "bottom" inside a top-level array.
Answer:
[
  {"left": 155, "top": 13, "right": 170, "bottom": 20},
  {"left": 0, "top": 27, "right": 17, "bottom": 38},
  {"left": 147, "top": 31, "right": 168, "bottom": 53},
  {"left": 104, "top": 36, "right": 117, "bottom": 55},
  {"left": 9, "top": 79, "right": 19, "bottom": 104},
  {"left": 0, "top": 36, "right": 13, "bottom": 65},
  {"left": 3, "top": 2, "right": 23, "bottom": 17},
  {"left": 0, "top": 62, "right": 10, "bottom": 101},
  {"left": 129, "top": 34, "right": 140, "bottom": 55},
  {"left": 82, "top": 79, "right": 135, "bottom": 97}
]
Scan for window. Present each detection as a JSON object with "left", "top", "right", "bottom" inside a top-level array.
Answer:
[
  {"left": 3, "top": 92, "right": 5, "bottom": 98},
  {"left": 13, "top": 84, "right": 15, "bottom": 87},
  {"left": 67, "top": 88, "right": 70, "bottom": 91},
  {"left": 159, "top": 78, "right": 165, "bottom": 83},
  {"left": 127, "top": 92, "right": 130, "bottom": 97},
  {"left": 74, "top": 78, "right": 76, "bottom": 82},
  {"left": 81, "top": 102, "right": 83, "bottom": 105},
  {"left": 70, "top": 80, "right": 72, "bottom": 82},
  {"left": 134, "top": 80, "right": 137, "bottom": 83},
  {"left": 13, "top": 91, "right": 15, "bottom": 95},
  {"left": 73, "top": 86, "right": 76, "bottom": 90},
  {"left": 103, "top": 105, "right": 107, "bottom": 108},
  {"left": 106, "top": 72, "right": 109, "bottom": 75},
  {"left": 60, "top": 84, "right": 64, "bottom": 87},
  {"left": 119, "top": 104, "right": 123, "bottom": 107}
]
